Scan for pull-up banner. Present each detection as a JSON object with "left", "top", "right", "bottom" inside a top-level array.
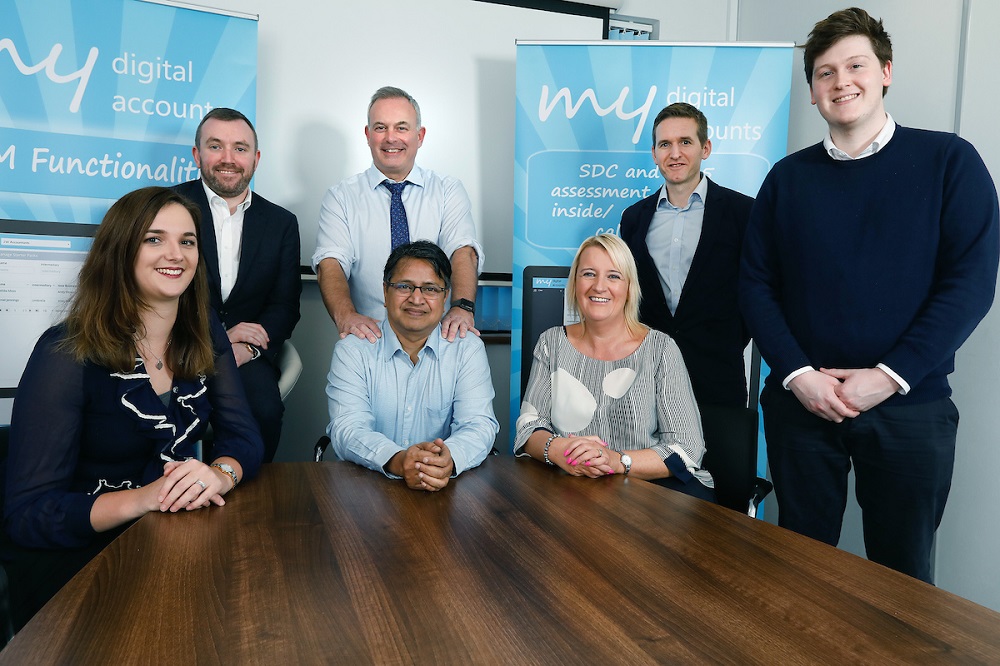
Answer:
[
  {"left": 0, "top": 0, "right": 258, "bottom": 224},
  {"left": 511, "top": 40, "right": 794, "bottom": 447}
]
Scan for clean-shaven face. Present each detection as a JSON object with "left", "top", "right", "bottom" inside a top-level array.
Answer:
[
  {"left": 809, "top": 34, "right": 892, "bottom": 136},
  {"left": 652, "top": 117, "right": 711, "bottom": 190},
  {"left": 366, "top": 97, "right": 425, "bottom": 181}
]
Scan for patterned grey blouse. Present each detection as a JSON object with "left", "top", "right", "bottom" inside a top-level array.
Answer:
[{"left": 515, "top": 326, "right": 713, "bottom": 488}]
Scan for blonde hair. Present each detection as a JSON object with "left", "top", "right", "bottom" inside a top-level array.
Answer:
[{"left": 566, "top": 234, "right": 644, "bottom": 335}]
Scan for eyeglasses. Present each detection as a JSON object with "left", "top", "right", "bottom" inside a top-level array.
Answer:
[{"left": 386, "top": 282, "right": 448, "bottom": 298}]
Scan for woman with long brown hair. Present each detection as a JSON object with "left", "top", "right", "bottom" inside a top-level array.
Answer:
[{"left": 2, "top": 187, "right": 263, "bottom": 630}]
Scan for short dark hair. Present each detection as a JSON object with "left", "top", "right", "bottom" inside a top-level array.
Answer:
[
  {"left": 368, "top": 86, "right": 422, "bottom": 128},
  {"left": 382, "top": 240, "right": 452, "bottom": 290},
  {"left": 195, "top": 107, "right": 259, "bottom": 150},
  {"left": 803, "top": 7, "right": 892, "bottom": 97},
  {"left": 651, "top": 103, "right": 708, "bottom": 147}
]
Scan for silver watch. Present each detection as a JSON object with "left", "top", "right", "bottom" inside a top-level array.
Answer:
[
  {"left": 212, "top": 462, "right": 239, "bottom": 488},
  {"left": 620, "top": 453, "right": 632, "bottom": 476}
]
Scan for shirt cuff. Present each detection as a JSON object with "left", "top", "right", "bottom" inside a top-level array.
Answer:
[
  {"left": 782, "top": 366, "right": 814, "bottom": 389},
  {"left": 876, "top": 363, "right": 910, "bottom": 395},
  {"left": 663, "top": 452, "right": 694, "bottom": 483}
]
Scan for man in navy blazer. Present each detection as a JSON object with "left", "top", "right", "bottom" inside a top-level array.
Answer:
[
  {"left": 620, "top": 103, "right": 753, "bottom": 409},
  {"left": 175, "top": 108, "right": 301, "bottom": 462}
]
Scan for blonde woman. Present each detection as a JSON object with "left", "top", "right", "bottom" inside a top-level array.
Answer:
[{"left": 515, "top": 234, "right": 713, "bottom": 500}]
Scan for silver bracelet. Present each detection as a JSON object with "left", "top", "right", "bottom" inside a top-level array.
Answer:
[{"left": 542, "top": 433, "right": 558, "bottom": 466}]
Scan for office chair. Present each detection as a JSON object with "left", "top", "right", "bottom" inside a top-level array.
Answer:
[
  {"left": 0, "top": 425, "right": 15, "bottom": 646},
  {"left": 700, "top": 403, "right": 772, "bottom": 517},
  {"left": 275, "top": 341, "right": 303, "bottom": 401},
  {"left": 314, "top": 435, "right": 330, "bottom": 462},
  {"left": 699, "top": 346, "right": 772, "bottom": 517},
  {"left": 199, "top": 340, "right": 303, "bottom": 461}
]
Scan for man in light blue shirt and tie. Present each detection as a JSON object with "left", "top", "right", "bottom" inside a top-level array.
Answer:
[
  {"left": 313, "top": 86, "right": 484, "bottom": 345},
  {"left": 326, "top": 241, "right": 499, "bottom": 491}
]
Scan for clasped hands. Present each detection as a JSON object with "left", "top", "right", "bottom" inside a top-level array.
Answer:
[
  {"left": 148, "top": 458, "right": 233, "bottom": 513},
  {"left": 391, "top": 439, "right": 456, "bottom": 492},
  {"left": 789, "top": 367, "right": 901, "bottom": 422},
  {"left": 228, "top": 321, "right": 269, "bottom": 367},
  {"left": 553, "top": 435, "right": 622, "bottom": 478}
]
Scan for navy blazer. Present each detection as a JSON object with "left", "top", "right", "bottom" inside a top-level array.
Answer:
[
  {"left": 620, "top": 179, "right": 754, "bottom": 408},
  {"left": 174, "top": 180, "right": 302, "bottom": 366}
]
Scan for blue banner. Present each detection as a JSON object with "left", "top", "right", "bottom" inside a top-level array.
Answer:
[
  {"left": 512, "top": 41, "right": 793, "bottom": 468},
  {"left": 0, "top": 0, "right": 258, "bottom": 224}
]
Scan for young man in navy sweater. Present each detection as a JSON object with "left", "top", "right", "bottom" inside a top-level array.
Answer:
[{"left": 739, "top": 7, "right": 999, "bottom": 583}]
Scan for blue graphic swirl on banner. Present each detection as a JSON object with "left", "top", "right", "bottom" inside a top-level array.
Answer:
[{"left": 0, "top": 0, "right": 258, "bottom": 223}]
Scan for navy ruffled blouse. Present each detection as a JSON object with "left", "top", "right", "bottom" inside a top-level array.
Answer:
[{"left": 3, "top": 318, "right": 263, "bottom": 549}]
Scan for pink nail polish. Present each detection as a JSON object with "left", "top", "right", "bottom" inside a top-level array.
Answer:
[{"left": 585, "top": 461, "right": 591, "bottom": 466}]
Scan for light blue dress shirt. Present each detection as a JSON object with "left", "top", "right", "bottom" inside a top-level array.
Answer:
[
  {"left": 312, "top": 164, "right": 485, "bottom": 322},
  {"left": 326, "top": 319, "right": 499, "bottom": 477},
  {"left": 645, "top": 175, "right": 709, "bottom": 315}
]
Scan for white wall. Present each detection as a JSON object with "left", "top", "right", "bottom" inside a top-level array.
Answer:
[{"left": 935, "top": 0, "right": 1000, "bottom": 613}]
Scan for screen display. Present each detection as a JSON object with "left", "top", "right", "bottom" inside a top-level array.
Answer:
[
  {"left": 520, "top": 266, "right": 577, "bottom": 397},
  {"left": 0, "top": 220, "right": 97, "bottom": 395}
]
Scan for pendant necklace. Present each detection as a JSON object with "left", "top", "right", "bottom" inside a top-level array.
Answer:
[{"left": 138, "top": 338, "right": 171, "bottom": 371}]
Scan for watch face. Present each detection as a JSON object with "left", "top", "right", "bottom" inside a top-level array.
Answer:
[{"left": 621, "top": 455, "right": 632, "bottom": 465}]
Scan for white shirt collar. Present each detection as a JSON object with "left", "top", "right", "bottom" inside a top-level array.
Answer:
[
  {"left": 201, "top": 179, "right": 253, "bottom": 213},
  {"left": 824, "top": 113, "right": 896, "bottom": 161}
]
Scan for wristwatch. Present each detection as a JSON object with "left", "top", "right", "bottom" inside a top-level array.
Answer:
[
  {"left": 212, "top": 462, "right": 239, "bottom": 489},
  {"left": 450, "top": 298, "right": 476, "bottom": 315},
  {"left": 620, "top": 453, "right": 632, "bottom": 476}
]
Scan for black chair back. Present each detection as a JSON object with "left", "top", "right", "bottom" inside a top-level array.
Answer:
[
  {"left": 1, "top": 425, "right": 14, "bottom": 645},
  {"left": 700, "top": 404, "right": 760, "bottom": 512}
]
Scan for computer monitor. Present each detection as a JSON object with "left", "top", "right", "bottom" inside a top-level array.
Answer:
[
  {"left": 520, "top": 265, "right": 579, "bottom": 398},
  {"left": 0, "top": 220, "right": 98, "bottom": 397}
]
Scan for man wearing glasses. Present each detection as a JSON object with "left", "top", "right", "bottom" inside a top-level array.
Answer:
[{"left": 325, "top": 241, "right": 499, "bottom": 490}]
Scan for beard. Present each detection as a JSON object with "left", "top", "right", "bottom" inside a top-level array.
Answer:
[{"left": 202, "top": 163, "right": 254, "bottom": 199}]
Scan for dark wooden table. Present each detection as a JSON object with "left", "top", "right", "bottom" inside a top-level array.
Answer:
[{"left": 3, "top": 457, "right": 1000, "bottom": 664}]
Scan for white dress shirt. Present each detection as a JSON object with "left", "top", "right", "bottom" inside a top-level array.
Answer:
[{"left": 202, "top": 180, "right": 252, "bottom": 303}]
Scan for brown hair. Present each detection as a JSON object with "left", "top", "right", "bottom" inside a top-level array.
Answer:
[
  {"left": 62, "top": 187, "right": 215, "bottom": 378},
  {"left": 803, "top": 7, "right": 892, "bottom": 97},
  {"left": 651, "top": 102, "right": 709, "bottom": 147}
]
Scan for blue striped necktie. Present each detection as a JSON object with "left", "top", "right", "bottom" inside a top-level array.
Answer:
[{"left": 383, "top": 180, "right": 410, "bottom": 249}]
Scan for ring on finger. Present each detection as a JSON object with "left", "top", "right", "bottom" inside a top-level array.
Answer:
[{"left": 195, "top": 479, "right": 207, "bottom": 491}]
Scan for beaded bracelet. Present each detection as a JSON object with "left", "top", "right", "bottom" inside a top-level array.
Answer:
[{"left": 543, "top": 433, "right": 558, "bottom": 466}]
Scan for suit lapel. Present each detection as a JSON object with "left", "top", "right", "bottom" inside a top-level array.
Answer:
[
  {"left": 674, "top": 180, "right": 719, "bottom": 317},
  {"left": 233, "top": 204, "right": 262, "bottom": 298},
  {"left": 633, "top": 191, "right": 674, "bottom": 324}
]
